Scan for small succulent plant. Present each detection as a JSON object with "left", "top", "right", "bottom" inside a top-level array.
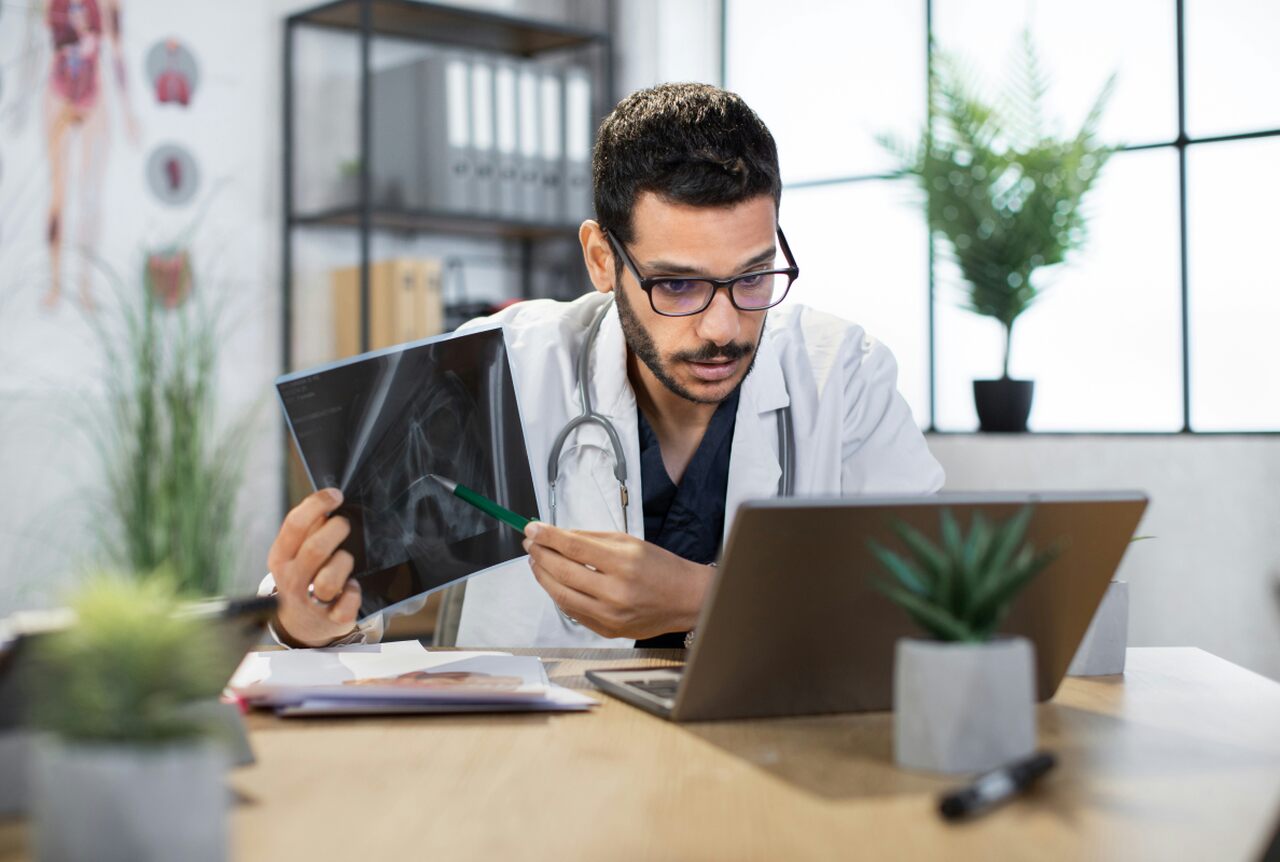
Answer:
[
  {"left": 870, "top": 506, "right": 1060, "bottom": 643},
  {"left": 29, "top": 572, "right": 230, "bottom": 745}
]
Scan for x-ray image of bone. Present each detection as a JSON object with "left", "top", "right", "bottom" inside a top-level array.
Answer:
[{"left": 339, "top": 370, "right": 495, "bottom": 577}]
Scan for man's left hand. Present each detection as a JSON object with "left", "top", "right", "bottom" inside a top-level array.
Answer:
[{"left": 522, "top": 522, "right": 713, "bottom": 640}]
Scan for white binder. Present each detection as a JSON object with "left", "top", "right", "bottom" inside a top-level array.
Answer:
[
  {"left": 564, "top": 66, "right": 593, "bottom": 221},
  {"left": 370, "top": 59, "right": 423, "bottom": 210},
  {"left": 370, "top": 52, "right": 475, "bottom": 214},
  {"left": 538, "top": 66, "right": 566, "bottom": 223},
  {"left": 469, "top": 56, "right": 499, "bottom": 217},
  {"left": 493, "top": 59, "right": 521, "bottom": 220},
  {"left": 440, "top": 52, "right": 476, "bottom": 214},
  {"left": 517, "top": 61, "right": 543, "bottom": 222}
]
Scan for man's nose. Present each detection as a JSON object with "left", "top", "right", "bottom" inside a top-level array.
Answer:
[{"left": 695, "top": 287, "right": 742, "bottom": 346}]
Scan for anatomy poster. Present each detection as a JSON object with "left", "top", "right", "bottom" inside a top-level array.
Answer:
[
  {"left": 0, "top": 0, "right": 277, "bottom": 616},
  {"left": 277, "top": 328, "right": 540, "bottom": 618}
]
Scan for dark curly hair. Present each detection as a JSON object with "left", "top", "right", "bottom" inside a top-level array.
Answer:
[{"left": 592, "top": 83, "right": 781, "bottom": 246}]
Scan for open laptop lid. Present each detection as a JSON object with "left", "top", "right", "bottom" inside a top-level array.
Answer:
[{"left": 671, "top": 491, "right": 1148, "bottom": 722}]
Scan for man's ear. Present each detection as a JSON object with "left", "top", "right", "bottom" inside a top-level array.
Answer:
[{"left": 579, "top": 220, "right": 615, "bottom": 295}]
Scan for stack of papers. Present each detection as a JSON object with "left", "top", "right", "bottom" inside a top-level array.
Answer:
[{"left": 228, "top": 641, "right": 596, "bottom": 717}]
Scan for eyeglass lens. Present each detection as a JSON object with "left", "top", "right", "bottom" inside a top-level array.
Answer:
[{"left": 649, "top": 271, "right": 790, "bottom": 315}]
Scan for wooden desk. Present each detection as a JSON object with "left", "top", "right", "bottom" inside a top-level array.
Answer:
[{"left": 3, "top": 647, "right": 1279, "bottom": 860}]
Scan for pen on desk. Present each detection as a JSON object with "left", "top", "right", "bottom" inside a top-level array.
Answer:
[
  {"left": 427, "top": 474, "right": 534, "bottom": 534},
  {"left": 938, "top": 751, "right": 1057, "bottom": 821}
]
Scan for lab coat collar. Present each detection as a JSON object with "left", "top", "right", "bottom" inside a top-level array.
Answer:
[
  {"left": 590, "top": 295, "right": 635, "bottom": 423},
  {"left": 723, "top": 319, "right": 788, "bottom": 541}
]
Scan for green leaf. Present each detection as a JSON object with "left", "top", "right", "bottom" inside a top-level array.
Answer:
[
  {"left": 868, "top": 541, "right": 930, "bottom": 596},
  {"left": 969, "top": 543, "right": 1062, "bottom": 637},
  {"left": 983, "top": 504, "right": 1034, "bottom": 575},
  {"left": 889, "top": 520, "right": 949, "bottom": 580},
  {"left": 873, "top": 581, "right": 978, "bottom": 642},
  {"left": 957, "top": 512, "right": 993, "bottom": 617}
]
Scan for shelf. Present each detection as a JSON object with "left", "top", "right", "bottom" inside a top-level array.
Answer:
[
  {"left": 290, "top": 0, "right": 609, "bottom": 55},
  {"left": 290, "top": 205, "right": 584, "bottom": 239}
]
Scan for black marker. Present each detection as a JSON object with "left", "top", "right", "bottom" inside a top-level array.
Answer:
[{"left": 938, "top": 751, "right": 1057, "bottom": 821}]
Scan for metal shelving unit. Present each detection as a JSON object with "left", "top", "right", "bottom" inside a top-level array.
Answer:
[{"left": 281, "top": 0, "right": 613, "bottom": 511}]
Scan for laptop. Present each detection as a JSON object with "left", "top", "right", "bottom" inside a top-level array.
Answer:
[{"left": 586, "top": 492, "right": 1148, "bottom": 722}]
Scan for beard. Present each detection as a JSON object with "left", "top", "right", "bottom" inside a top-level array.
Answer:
[{"left": 613, "top": 280, "right": 762, "bottom": 405}]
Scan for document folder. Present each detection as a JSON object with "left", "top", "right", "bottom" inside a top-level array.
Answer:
[
  {"left": 494, "top": 59, "right": 522, "bottom": 220},
  {"left": 564, "top": 66, "right": 593, "bottom": 220},
  {"left": 370, "top": 50, "right": 476, "bottom": 215}
]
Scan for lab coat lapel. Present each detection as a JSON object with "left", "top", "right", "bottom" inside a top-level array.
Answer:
[
  {"left": 723, "top": 326, "right": 789, "bottom": 546},
  {"left": 580, "top": 298, "right": 644, "bottom": 539}
]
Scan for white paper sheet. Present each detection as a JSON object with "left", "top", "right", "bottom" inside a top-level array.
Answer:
[
  {"left": 274, "top": 684, "right": 597, "bottom": 717},
  {"left": 228, "top": 642, "right": 571, "bottom": 707}
]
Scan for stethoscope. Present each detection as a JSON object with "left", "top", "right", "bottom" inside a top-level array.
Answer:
[{"left": 545, "top": 297, "right": 795, "bottom": 531}]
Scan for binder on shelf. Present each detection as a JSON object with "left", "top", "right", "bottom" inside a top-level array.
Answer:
[
  {"left": 469, "top": 55, "right": 499, "bottom": 218},
  {"left": 441, "top": 52, "right": 477, "bottom": 214},
  {"left": 517, "top": 61, "right": 543, "bottom": 222},
  {"left": 371, "top": 51, "right": 475, "bottom": 215},
  {"left": 332, "top": 258, "right": 445, "bottom": 358},
  {"left": 564, "top": 66, "right": 593, "bottom": 221},
  {"left": 369, "top": 60, "right": 424, "bottom": 210},
  {"left": 493, "top": 59, "right": 521, "bottom": 221},
  {"left": 538, "top": 66, "right": 566, "bottom": 224}
]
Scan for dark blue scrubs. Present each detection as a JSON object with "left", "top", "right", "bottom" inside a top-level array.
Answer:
[{"left": 634, "top": 388, "right": 739, "bottom": 648}]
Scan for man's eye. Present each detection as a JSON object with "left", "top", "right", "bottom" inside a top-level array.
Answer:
[
  {"left": 737, "top": 273, "right": 766, "bottom": 288},
  {"left": 656, "top": 279, "right": 701, "bottom": 294}
]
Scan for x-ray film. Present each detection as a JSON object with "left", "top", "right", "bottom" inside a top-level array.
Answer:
[{"left": 276, "top": 327, "right": 538, "bottom": 619}]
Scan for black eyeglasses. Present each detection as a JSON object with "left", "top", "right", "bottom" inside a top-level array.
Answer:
[{"left": 603, "top": 227, "right": 799, "bottom": 317}]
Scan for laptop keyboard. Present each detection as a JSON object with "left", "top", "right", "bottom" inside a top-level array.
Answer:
[{"left": 628, "top": 675, "right": 683, "bottom": 701}]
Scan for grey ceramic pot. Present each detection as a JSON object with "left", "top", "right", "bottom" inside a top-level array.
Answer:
[
  {"left": 1068, "top": 580, "right": 1129, "bottom": 677},
  {"left": 31, "top": 737, "right": 227, "bottom": 862},
  {"left": 0, "top": 731, "right": 31, "bottom": 815},
  {"left": 894, "top": 635, "right": 1037, "bottom": 774}
]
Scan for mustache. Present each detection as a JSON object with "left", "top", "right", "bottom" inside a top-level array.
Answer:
[{"left": 674, "top": 341, "right": 754, "bottom": 363}]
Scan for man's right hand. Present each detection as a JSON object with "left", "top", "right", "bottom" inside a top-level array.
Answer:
[{"left": 266, "top": 488, "right": 362, "bottom": 647}]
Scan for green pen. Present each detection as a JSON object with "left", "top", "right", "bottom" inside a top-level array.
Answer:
[{"left": 427, "top": 474, "right": 535, "bottom": 534}]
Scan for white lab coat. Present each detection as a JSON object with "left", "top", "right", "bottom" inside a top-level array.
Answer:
[
  {"left": 262, "top": 291, "right": 944, "bottom": 648},
  {"left": 452, "top": 291, "right": 944, "bottom": 647}
]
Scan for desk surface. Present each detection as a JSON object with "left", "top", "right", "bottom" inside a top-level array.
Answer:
[{"left": 4, "top": 647, "right": 1280, "bottom": 861}]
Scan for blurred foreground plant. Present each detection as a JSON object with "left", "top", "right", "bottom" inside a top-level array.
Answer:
[
  {"left": 86, "top": 256, "right": 254, "bottom": 595},
  {"left": 29, "top": 572, "right": 229, "bottom": 744}
]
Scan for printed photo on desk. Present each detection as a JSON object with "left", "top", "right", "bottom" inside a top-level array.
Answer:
[{"left": 276, "top": 326, "right": 539, "bottom": 620}]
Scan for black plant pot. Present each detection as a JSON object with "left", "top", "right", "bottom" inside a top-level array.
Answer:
[{"left": 973, "top": 378, "right": 1034, "bottom": 432}]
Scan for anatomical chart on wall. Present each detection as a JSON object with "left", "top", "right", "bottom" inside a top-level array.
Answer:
[{"left": 276, "top": 326, "right": 539, "bottom": 618}]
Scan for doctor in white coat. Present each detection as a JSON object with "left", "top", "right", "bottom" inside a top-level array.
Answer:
[{"left": 263, "top": 83, "right": 944, "bottom": 649}]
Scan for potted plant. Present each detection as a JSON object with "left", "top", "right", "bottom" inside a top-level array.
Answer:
[
  {"left": 27, "top": 573, "right": 232, "bottom": 862},
  {"left": 87, "top": 263, "right": 254, "bottom": 596},
  {"left": 883, "top": 33, "right": 1116, "bottom": 431},
  {"left": 871, "top": 506, "right": 1059, "bottom": 773},
  {"left": 1068, "top": 536, "right": 1151, "bottom": 676}
]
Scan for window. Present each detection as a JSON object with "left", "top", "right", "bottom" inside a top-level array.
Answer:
[{"left": 726, "top": 0, "right": 1280, "bottom": 432}]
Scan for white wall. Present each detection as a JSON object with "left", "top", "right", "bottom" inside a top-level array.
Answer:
[
  {"left": 929, "top": 435, "right": 1280, "bottom": 681},
  {"left": 0, "top": 0, "right": 283, "bottom": 610}
]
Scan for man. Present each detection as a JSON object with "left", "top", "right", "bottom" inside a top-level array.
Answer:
[{"left": 264, "top": 82, "right": 944, "bottom": 649}]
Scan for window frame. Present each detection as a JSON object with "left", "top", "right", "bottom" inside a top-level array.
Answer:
[{"left": 720, "top": 0, "right": 1280, "bottom": 435}]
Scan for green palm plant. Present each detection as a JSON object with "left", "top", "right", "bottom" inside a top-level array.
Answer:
[
  {"left": 869, "top": 506, "right": 1060, "bottom": 643},
  {"left": 881, "top": 31, "right": 1117, "bottom": 378}
]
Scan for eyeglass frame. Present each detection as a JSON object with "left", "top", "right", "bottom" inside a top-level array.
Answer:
[{"left": 602, "top": 225, "right": 800, "bottom": 317}]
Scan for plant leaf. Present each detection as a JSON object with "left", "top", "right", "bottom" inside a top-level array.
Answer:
[
  {"left": 872, "top": 581, "right": 979, "bottom": 642},
  {"left": 868, "top": 541, "right": 930, "bottom": 596}
]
